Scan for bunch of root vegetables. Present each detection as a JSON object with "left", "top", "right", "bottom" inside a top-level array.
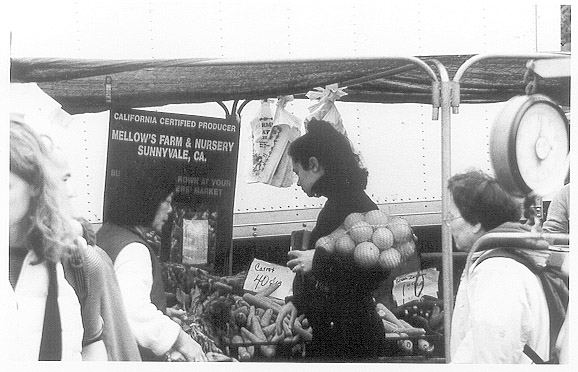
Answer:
[
  {"left": 375, "top": 296, "right": 445, "bottom": 357},
  {"left": 227, "top": 283, "right": 313, "bottom": 361}
]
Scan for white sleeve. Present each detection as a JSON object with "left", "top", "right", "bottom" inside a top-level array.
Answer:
[
  {"left": 114, "top": 242, "right": 180, "bottom": 356},
  {"left": 454, "top": 258, "right": 534, "bottom": 363}
]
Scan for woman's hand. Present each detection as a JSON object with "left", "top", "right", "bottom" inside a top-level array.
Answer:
[
  {"left": 171, "top": 329, "right": 208, "bottom": 362},
  {"left": 287, "top": 249, "right": 314, "bottom": 274},
  {"left": 275, "top": 301, "right": 297, "bottom": 335}
]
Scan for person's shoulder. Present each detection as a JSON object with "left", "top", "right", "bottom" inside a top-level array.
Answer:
[{"left": 474, "top": 251, "right": 538, "bottom": 282}]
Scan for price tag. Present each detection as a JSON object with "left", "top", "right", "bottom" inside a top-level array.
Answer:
[
  {"left": 243, "top": 258, "right": 295, "bottom": 299},
  {"left": 392, "top": 268, "right": 439, "bottom": 306}
]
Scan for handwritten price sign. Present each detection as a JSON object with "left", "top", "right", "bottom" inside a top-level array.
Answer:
[
  {"left": 392, "top": 268, "right": 439, "bottom": 306},
  {"left": 243, "top": 259, "right": 295, "bottom": 300}
]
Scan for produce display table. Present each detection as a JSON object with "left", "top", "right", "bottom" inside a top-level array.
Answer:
[{"left": 161, "top": 262, "right": 446, "bottom": 363}]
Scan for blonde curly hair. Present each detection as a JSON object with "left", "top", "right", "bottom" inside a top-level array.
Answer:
[{"left": 10, "top": 115, "right": 76, "bottom": 263}]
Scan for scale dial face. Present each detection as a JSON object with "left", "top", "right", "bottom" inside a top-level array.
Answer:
[
  {"left": 490, "top": 94, "right": 569, "bottom": 197},
  {"left": 515, "top": 102, "right": 569, "bottom": 196}
]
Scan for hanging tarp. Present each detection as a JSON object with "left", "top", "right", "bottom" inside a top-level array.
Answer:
[{"left": 10, "top": 54, "right": 570, "bottom": 115}]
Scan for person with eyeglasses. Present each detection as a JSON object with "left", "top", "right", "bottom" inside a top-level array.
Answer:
[
  {"left": 96, "top": 167, "right": 207, "bottom": 362},
  {"left": 446, "top": 169, "right": 551, "bottom": 363}
]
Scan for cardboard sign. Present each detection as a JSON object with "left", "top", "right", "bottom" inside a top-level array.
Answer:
[
  {"left": 392, "top": 268, "right": 440, "bottom": 306},
  {"left": 243, "top": 259, "right": 295, "bottom": 300}
]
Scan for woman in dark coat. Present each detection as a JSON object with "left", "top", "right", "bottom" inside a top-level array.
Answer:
[{"left": 275, "top": 119, "right": 387, "bottom": 362}]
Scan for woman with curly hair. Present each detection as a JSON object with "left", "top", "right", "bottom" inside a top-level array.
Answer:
[
  {"left": 275, "top": 119, "right": 387, "bottom": 361},
  {"left": 7, "top": 117, "right": 84, "bottom": 361},
  {"left": 446, "top": 169, "right": 550, "bottom": 363}
]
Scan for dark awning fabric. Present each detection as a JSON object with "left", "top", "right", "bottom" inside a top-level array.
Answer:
[{"left": 10, "top": 55, "right": 570, "bottom": 115}]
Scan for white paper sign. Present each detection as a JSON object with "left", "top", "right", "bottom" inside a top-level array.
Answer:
[
  {"left": 392, "top": 268, "right": 439, "bottom": 306},
  {"left": 243, "top": 258, "right": 295, "bottom": 300},
  {"left": 182, "top": 219, "right": 208, "bottom": 265}
]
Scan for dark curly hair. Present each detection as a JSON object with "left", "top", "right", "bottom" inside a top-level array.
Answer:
[
  {"left": 448, "top": 169, "right": 522, "bottom": 231},
  {"left": 104, "top": 165, "right": 176, "bottom": 228},
  {"left": 288, "top": 118, "right": 368, "bottom": 191}
]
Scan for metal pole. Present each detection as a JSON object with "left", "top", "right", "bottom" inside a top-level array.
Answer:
[{"left": 430, "top": 59, "right": 454, "bottom": 363}]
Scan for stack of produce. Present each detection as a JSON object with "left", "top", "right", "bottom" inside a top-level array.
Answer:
[
  {"left": 391, "top": 295, "right": 445, "bottom": 335},
  {"left": 375, "top": 296, "right": 444, "bottom": 357},
  {"left": 161, "top": 263, "right": 247, "bottom": 358},
  {"left": 227, "top": 283, "right": 312, "bottom": 361},
  {"left": 315, "top": 210, "right": 417, "bottom": 270},
  {"left": 162, "top": 264, "right": 312, "bottom": 361}
]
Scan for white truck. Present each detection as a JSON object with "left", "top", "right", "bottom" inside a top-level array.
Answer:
[{"left": 9, "top": 1, "right": 570, "bottom": 362}]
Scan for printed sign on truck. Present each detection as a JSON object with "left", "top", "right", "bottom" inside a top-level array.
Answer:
[{"left": 104, "top": 107, "right": 239, "bottom": 273}]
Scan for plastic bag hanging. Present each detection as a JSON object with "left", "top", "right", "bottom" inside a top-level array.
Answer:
[
  {"left": 306, "top": 84, "right": 366, "bottom": 169},
  {"left": 248, "top": 99, "right": 275, "bottom": 183},
  {"left": 305, "top": 83, "right": 348, "bottom": 134},
  {"left": 259, "top": 96, "right": 302, "bottom": 188}
]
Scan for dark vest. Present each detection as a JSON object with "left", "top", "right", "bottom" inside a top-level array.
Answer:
[
  {"left": 96, "top": 223, "right": 167, "bottom": 314},
  {"left": 96, "top": 223, "right": 168, "bottom": 361}
]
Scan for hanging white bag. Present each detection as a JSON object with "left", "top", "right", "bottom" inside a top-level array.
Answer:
[
  {"left": 259, "top": 96, "right": 302, "bottom": 187},
  {"left": 305, "top": 83, "right": 348, "bottom": 134},
  {"left": 248, "top": 99, "right": 275, "bottom": 183}
]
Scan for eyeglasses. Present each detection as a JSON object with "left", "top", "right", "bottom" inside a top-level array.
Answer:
[{"left": 443, "top": 215, "right": 463, "bottom": 226}]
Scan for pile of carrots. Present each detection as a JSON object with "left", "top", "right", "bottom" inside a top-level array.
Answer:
[{"left": 227, "top": 283, "right": 313, "bottom": 361}]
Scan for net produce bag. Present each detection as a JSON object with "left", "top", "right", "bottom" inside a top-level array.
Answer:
[{"left": 315, "top": 210, "right": 417, "bottom": 270}]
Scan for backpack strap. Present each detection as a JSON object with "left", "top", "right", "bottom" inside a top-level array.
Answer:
[{"left": 476, "top": 248, "right": 564, "bottom": 364}]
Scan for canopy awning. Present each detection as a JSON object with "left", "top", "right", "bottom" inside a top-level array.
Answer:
[{"left": 10, "top": 54, "right": 570, "bottom": 115}]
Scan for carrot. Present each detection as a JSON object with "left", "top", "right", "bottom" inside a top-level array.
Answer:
[
  {"left": 282, "top": 320, "right": 293, "bottom": 337},
  {"left": 241, "top": 331, "right": 255, "bottom": 358},
  {"left": 270, "top": 297, "right": 285, "bottom": 306},
  {"left": 262, "top": 323, "right": 276, "bottom": 337},
  {"left": 247, "top": 305, "right": 256, "bottom": 326},
  {"left": 376, "top": 302, "right": 404, "bottom": 328},
  {"left": 293, "top": 321, "right": 313, "bottom": 341},
  {"left": 396, "top": 327, "right": 426, "bottom": 336},
  {"left": 212, "top": 280, "right": 233, "bottom": 293},
  {"left": 243, "top": 293, "right": 281, "bottom": 313},
  {"left": 399, "top": 319, "right": 414, "bottom": 329},
  {"left": 385, "top": 332, "right": 402, "bottom": 339},
  {"left": 231, "top": 305, "right": 249, "bottom": 318},
  {"left": 231, "top": 334, "right": 251, "bottom": 361},
  {"left": 260, "top": 308, "right": 273, "bottom": 327},
  {"left": 382, "top": 319, "right": 401, "bottom": 333},
  {"left": 241, "top": 327, "right": 263, "bottom": 343},
  {"left": 255, "top": 282, "right": 281, "bottom": 297},
  {"left": 251, "top": 317, "right": 267, "bottom": 341}
]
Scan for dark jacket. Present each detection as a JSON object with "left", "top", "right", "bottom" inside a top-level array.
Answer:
[{"left": 292, "top": 176, "right": 388, "bottom": 361}]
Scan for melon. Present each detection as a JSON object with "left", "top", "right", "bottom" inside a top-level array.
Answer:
[
  {"left": 328, "top": 227, "right": 348, "bottom": 241},
  {"left": 372, "top": 227, "right": 394, "bottom": 251},
  {"left": 348, "top": 221, "right": 374, "bottom": 244},
  {"left": 315, "top": 236, "right": 335, "bottom": 253},
  {"left": 353, "top": 242, "right": 380, "bottom": 268},
  {"left": 343, "top": 212, "right": 366, "bottom": 231},
  {"left": 364, "top": 209, "right": 390, "bottom": 228},
  {"left": 395, "top": 240, "right": 416, "bottom": 260},
  {"left": 335, "top": 234, "right": 356, "bottom": 256},
  {"left": 378, "top": 248, "right": 402, "bottom": 269},
  {"left": 387, "top": 216, "right": 413, "bottom": 244}
]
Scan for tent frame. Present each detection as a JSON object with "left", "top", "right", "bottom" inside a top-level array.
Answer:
[{"left": 10, "top": 52, "right": 570, "bottom": 362}]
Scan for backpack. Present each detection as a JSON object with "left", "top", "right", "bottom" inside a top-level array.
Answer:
[{"left": 476, "top": 248, "right": 569, "bottom": 364}]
